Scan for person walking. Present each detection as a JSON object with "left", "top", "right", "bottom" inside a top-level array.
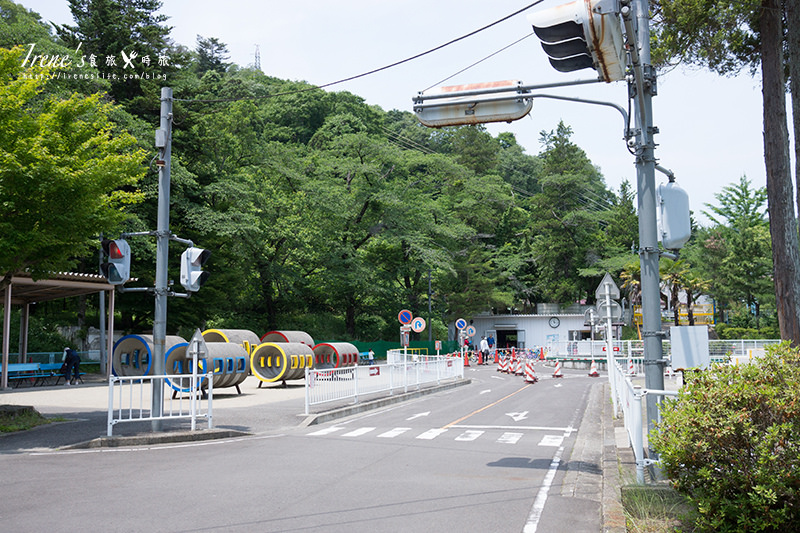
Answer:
[{"left": 62, "top": 347, "right": 81, "bottom": 385}]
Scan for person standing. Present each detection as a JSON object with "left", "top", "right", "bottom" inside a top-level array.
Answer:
[
  {"left": 479, "top": 336, "right": 489, "bottom": 365},
  {"left": 62, "top": 347, "right": 81, "bottom": 385},
  {"left": 368, "top": 349, "right": 375, "bottom": 366}
]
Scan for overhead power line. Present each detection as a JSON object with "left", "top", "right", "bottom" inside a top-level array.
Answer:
[{"left": 175, "top": 1, "right": 545, "bottom": 104}]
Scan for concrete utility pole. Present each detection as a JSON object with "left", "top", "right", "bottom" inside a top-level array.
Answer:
[
  {"left": 152, "top": 86, "right": 173, "bottom": 431},
  {"left": 626, "top": 0, "right": 665, "bottom": 440}
]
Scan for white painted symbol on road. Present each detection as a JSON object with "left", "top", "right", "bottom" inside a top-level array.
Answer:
[
  {"left": 506, "top": 411, "right": 529, "bottom": 422},
  {"left": 491, "top": 375, "right": 505, "bottom": 380},
  {"left": 342, "top": 427, "right": 375, "bottom": 437},
  {"left": 480, "top": 389, "right": 491, "bottom": 394},
  {"left": 416, "top": 428, "right": 449, "bottom": 440},
  {"left": 538, "top": 435, "right": 564, "bottom": 447},
  {"left": 455, "top": 430, "right": 484, "bottom": 441},
  {"left": 378, "top": 427, "right": 411, "bottom": 438},
  {"left": 406, "top": 411, "right": 430, "bottom": 421},
  {"left": 554, "top": 383, "right": 563, "bottom": 388},
  {"left": 498, "top": 432, "right": 524, "bottom": 444}
]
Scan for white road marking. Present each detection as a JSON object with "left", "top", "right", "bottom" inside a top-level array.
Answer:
[
  {"left": 455, "top": 430, "right": 484, "bottom": 441},
  {"left": 497, "top": 432, "right": 523, "bottom": 444},
  {"left": 377, "top": 427, "right": 411, "bottom": 438},
  {"left": 307, "top": 426, "right": 344, "bottom": 436},
  {"left": 538, "top": 435, "right": 564, "bottom": 447},
  {"left": 416, "top": 428, "right": 449, "bottom": 440},
  {"left": 342, "top": 427, "right": 375, "bottom": 437}
]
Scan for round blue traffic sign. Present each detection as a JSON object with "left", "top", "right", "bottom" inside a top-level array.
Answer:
[
  {"left": 455, "top": 318, "right": 467, "bottom": 330},
  {"left": 398, "top": 309, "right": 413, "bottom": 325}
]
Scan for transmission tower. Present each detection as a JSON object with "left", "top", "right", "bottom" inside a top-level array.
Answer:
[{"left": 254, "top": 44, "right": 261, "bottom": 71}]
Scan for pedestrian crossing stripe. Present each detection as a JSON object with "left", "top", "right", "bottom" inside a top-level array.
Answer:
[{"left": 307, "top": 426, "right": 565, "bottom": 445}]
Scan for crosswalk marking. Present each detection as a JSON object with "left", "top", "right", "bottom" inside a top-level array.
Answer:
[
  {"left": 538, "top": 435, "right": 564, "bottom": 447},
  {"left": 378, "top": 427, "right": 412, "bottom": 438},
  {"left": 307, "top": 426, "right": 569, "bottom": 448},
  {"left": 497, "top": 432, "right": 524, "bottom": 444},
  {"left": 342, "top": 427, "right": 375, "bottom": 437},
  {"left": 416, "top": 428, "right": 449, "bottom": 440},
  {"left": 455, "top": 430, "right": 484, "bottom": 441},
  {"left": 307, "top": 426, "right": 345, "bottom": 436}
]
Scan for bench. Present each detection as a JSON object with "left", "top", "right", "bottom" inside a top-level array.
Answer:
[
  {"left": 3, "top": 362, "right": 84, "bottom": 387},
  {"left": 5, "top": 363, "right": 51, "bottom": 387}
]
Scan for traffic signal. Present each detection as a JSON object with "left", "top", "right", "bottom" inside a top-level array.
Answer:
[
  {"left": 180, "top": 247, "right": 210, "bottom": 292},
  {"left": 528, "top": 0, "right": 627, "bottom": 82},
  {"left": 100, "top": 239, "right": 131, "bottom": 285}
]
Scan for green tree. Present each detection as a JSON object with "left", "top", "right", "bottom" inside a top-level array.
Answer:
[
  {"left": 698, "top": 176, "right": 773, "bottom": 327},
  {"left": 0, "top": 46, "right": 145, "bottom": 281},
  {"left": 652, "top": 0, "right": 800, "bottom": 344}
]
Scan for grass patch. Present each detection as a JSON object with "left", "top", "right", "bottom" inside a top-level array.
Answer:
[
  {"left": 622, "top": 484, "right": 696, "bottom": 532},
  {"left": 0, "top": 405, "right": 53, "bottom": 433}
]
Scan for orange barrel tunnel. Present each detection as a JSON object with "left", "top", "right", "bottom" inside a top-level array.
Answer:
[
  {"left": 112, "top": 334, "right": 186, "bottom": 377},
  {"left": 201, "top": 329, "right": 262, "bottom": 356},
  {"left": 260, "top": 330, "right": 314, "bottom": 347},
  {"left": 250, "top": 342, "right": 314, "bottom": 383},
  {"left": 313, "top": 342, "right": 359, "bottom": 369}
]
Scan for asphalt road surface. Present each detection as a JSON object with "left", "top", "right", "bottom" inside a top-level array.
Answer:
[{"left": 0, "top": 365, "right": 604, "bottom": 532}]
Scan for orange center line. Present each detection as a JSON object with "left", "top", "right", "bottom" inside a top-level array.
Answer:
[{"left": 443, "top": 384, "right": 531, "bottom": 428}]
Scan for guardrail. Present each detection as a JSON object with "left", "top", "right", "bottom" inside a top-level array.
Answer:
[
  {"left": 304, "top": 353, "right": 464, "bottom": 415},
  {"left": 609, "top": 358, "right": 677, "bottom": 484},
  {"left": 107, "top": 373, "right": 213, "bottom": 436}
]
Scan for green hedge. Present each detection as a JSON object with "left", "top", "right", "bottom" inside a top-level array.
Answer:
[{"left": 651, "top": 343, "right": 800, "bottom": 532}]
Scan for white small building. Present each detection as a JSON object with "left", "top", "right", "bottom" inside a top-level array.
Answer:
[{"left": 468, "top": 304, "right": 622, "bottom": 351}]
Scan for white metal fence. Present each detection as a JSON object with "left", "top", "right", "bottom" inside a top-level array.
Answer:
[
  {"left": 546, "top": 339, "right": 780, "bottom": 367},
  {"left": 609, "top": 358, "right": 677, "bottom": 484},
  {"left": 304, "top": 352, "right": 464, "bottom": 415},
  {"left": 107, "top": 373, "right": 213, "bottom": 436}
]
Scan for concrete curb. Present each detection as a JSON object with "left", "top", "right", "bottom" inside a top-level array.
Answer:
[
  {"left": 601, "top": 382, "right": 628, "bottom": 533},
  {"left": 65, "top": 428, "right": 252, "bottom": 449}
]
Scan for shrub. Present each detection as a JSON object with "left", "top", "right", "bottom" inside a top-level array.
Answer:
[{"left": 650, "top": 343, "right": 800, "bottom": 532}]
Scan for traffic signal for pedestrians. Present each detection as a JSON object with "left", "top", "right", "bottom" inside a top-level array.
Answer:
[
  {"left": 180, "top": 247, "right": 210, "bottom": 292},
  {"left": 528, "top": 0, "right": 627, "bottom": 82},
  {"left": 100, "top": 238, "right": 131, "bottom": 285}
]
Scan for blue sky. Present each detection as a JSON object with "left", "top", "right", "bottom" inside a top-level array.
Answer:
[{"left": 18, "top": 0, "right": 778, "bottom": 226}]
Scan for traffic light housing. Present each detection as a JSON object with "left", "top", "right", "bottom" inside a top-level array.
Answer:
[
  {"left": 180, "top": 247, "right": 210, "bottom": 292},
  {"left": 100, "top": 239, "right": 131, "bottom": 285},
  {"left": 528, "top": 0, "right": 627, "bottom": 82}
]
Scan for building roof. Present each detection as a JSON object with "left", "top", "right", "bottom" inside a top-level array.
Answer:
[{"left": 2, "top": 272, "right": 114, "bottom": 305}]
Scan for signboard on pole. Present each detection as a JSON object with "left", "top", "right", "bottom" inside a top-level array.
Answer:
[
  {"left": 411, "top": 317, "right": 426, "bottom": 333},
  {"left": 455, "top": 318, "right": 467, "bottom": 330},
  {"left": 595, "top": 272, "right": 620, "bottom": 300},
  {"left": 465, "top": 325, "right": 477, "bottom": 337},
  {"left": 398, "top": 309, "right": 413, "bottom": 325}
]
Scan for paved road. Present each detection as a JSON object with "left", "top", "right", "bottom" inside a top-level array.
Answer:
[{"left": 0, "top": 364, "right": 607, "bottom": 532}]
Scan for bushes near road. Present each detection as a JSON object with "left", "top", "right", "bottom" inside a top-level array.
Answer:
[{"left": 651, "top": 343, "right": 800, "bottom": 532}]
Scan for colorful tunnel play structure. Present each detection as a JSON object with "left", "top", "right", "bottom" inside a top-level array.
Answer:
[{"left": 112, "top": 328, "right": 361, "bottom": 391}]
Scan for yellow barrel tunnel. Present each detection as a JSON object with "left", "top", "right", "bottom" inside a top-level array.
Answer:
[
  {"left": 202, "top": 328, "right": 262, "bottom": 356},
  {"left": 250, "top": 342, "right": 315, "bottom": 383}
]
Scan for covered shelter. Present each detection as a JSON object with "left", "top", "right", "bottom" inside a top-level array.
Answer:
[{"left": 1, "top": 272, "right": 116, "bottom": 389}]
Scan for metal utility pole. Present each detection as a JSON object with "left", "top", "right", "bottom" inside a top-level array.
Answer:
[
  {"left": 624, "top": 0, "right": 664, "bottom": 439},
  {"left": 152, "top": 86, "right": 173, "bottom": 431}
]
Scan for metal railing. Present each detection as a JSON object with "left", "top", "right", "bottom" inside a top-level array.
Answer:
[
  {"left": 545, "top": 339, "right": 780, "bottom": 363},
  {"left": 610, "top": 358, "right": 677, "bottom": 484},
  {"left": 304, "top": 353, "right": 464, "bottom": 415},
  {"left": 107, "top": 372, "right": 213, "bottom": 436}
]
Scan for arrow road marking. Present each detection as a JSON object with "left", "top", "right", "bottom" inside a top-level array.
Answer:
[
  {"left": 480, "top": 389, "right": 492, "bottom": 394},
  {"left": 406, "top": 411, "right": 430, "bottom": 421},
  {"left": 506, "top": 411, "right": 529, "bottom": 422}
]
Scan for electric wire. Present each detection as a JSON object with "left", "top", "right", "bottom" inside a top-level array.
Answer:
[{"left": 174, "top": 1, "right": 545, "bottom": 104}]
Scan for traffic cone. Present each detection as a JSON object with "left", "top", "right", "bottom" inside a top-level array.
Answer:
[
  {"left": 552, "top": 359, "right": 564, "bottom": 378},
  {"left": 588, "top": 359, "right": 600, "bottom": 377},
  {"left": 515, "top": 358, "right": 524, "bottom": 376},
  {"left": 524, "top": 360, "right": 538, "bottom": 383},
  {"left": 464, "top": 351, "right": 470, "bottom": 367}
]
